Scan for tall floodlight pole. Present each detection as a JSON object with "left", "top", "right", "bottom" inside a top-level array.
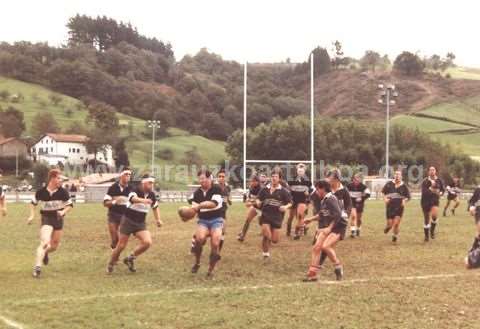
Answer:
[
  {"left": 147, "top": 120, "right": 161, "bottom": 176},
  {"left": 378, "top": 84, "right": 398, "bottom": 179},
  {"left": 243, "top": 62, "right": 248, "bottom": 191},
  {"left": 310, "top": 53, "right": 315, "bottom": 183}
]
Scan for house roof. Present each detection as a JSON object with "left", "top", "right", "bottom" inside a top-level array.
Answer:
[
  {"left": 0, "top": 137, "right": 26, "bottom": 146},
  {"left": 41, "top": 133, "right": 89, "bottom": 144}
]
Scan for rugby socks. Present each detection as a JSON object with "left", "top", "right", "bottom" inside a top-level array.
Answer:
[
  {"left": 190, "top": 235, "right": 196, "bottom": 254},
  {"left": 392, "top": 234, "right": 398, "bottom": 243},
  {"left": 430, "top": 217, "right": 438, "bottom": 239},
  {"left": 262, "top": 252, "right": 270, "bottom": 258},
  {"left": 219, "top": 235, "right": 225, "bottom": 252},
  {"left": 423, "top": 224, "right": 430, "bottom": 241},
  {"left": 240, "top": 221, "right": 250, "bottom": 239},
  {"left": 350, "top": 226, "right": 357, "bottom": 238},
  {"left": 334, "top": 264, "right": 343, "bottom": 281},
  {"left": 319, "top": 252, "right": 327, "bottom": 266},
  {"left": 32, "top": 266, "right": 41, "bottom": 278}
]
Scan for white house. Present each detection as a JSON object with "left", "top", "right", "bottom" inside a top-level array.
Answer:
[{"left": 31, "top": 133, "right": 114, "bottom": 167}]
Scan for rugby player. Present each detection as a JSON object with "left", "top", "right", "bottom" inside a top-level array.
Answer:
[
  {"left": 381, "top": 170, "right": 411, "bottom": 243},
  {"left": 465, "top": 186, "right": 480, "bottom": 269},
  {"left": 190, "top": 170, "right": 225, "bottom": 277},
  {"left": 286, "top": 163, "right": 312, "bottom": 240},
  {"left": 27, "top": 169, "right": 73, "bottom": 278},
  {"left": 0, "top": 169, "right": 6, "bottom": 218},
  {"left": 103, "top": 169, "right": 132, "bottom": 249},
  {"left": 347, "top": 174, "right": 371, "bottom": 238},
  {"left": 216, "top": 169, "right": 232, "bottom": 252},
  {"left": 421, "top": 166, "right": 445, "bottom": 242},
  {"left": 237, "top": 174, "right": 263, "bottom": 242},
  {"left": 443, "top": 177, "right": 461, "bottom": 217},
  {"left": 303, "top": 180, "right": 345, "bottom": 281},
  {"left": 107, "top": 174, "right": 162, "bottom": 274},
  {"left": 255, "top": 170, "right": 292, "bottom": 261},
  {"left": 314, "top": 169, "right": 351, "bottom": 267}
]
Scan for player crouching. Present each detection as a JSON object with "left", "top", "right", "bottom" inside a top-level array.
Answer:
[
  {"left": 107, "top": 175, "right": 162, "bottom": 274},
  {"left": 303, "top": 180, "right": 345, "bottom": 281}
]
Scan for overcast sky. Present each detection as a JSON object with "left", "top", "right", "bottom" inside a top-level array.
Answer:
[{"left": 1, "top": 0, "right": 478, "bottom": 67}]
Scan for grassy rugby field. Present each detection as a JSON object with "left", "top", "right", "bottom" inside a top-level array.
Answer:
[{"left": 1, "top": 200, "right": 479, "bottom": 329}]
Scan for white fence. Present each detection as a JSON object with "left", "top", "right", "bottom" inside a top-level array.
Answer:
[{"left": 3, "top": 190, "right": 475, "bottom": 204}]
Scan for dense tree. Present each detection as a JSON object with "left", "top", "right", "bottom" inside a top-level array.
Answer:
[
  {"left": 393, "top": 51, "right": 425, "bottom": 76},
  {"left": 31, "top": 112, "right": 60, "bottom": 138},
  {"left": 0, "top": 106, "right": 25, "bottom": 138},
  {"left": 360, "top": 50, "right": 381, "bottom": 72}
]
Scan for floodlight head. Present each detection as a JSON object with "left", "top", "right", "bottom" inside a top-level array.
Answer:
[
  {"left": 378, "top": 99, "right": 384, "bottom": 104},
  {"left": 378, "top": 84, "right": 384, "bottom": 89},
  {"left": 390, "top": 100, "right": 396, "bottom": 105},
  {"left": 380, "top": 91, "right": 387, "bottom": 96},
  {"left": 393, "top": 91, "right": 399, "bottom": 97},
  {"left": 387, "top": 84, "right": 395, "bottom": 90}
]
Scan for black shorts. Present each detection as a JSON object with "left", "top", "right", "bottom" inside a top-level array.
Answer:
[
  {"left": 41, "top": 215, "right": 64, "bottom": 231},
  {"left": 447, "top": 194, "right": 458, "bottom": 201},
  {"left": 475, "top": 213, "right": 480, "bottom": 224},
  {"left": 421, "top": 200, "right": 440, "bottom": 212},
  {"left": 292, "top": 200, "right": 308, "bottom": 209},
  {"left": 119, "top": 216, "right": 147, "bottom": 236},
  {"left": 386, "top": 206, "right": 404, "bottom": 219},
  {"left": 259, "top": 216, "right": 283, "bottom": 229},
  {"left": 331, "top": 222, "right": 347, "bottom": 240},
  {"left": 108, "top": 212, "right": 124, "bottom": 225},
  {"left": 353, "top": 202, "right": 365, "bottom": 214}
]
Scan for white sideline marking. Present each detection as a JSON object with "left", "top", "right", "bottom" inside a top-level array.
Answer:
[
  {"left": 0, "top": 315, "right": 25, "bottom": 329},
  {"left": 7, "top": 271, "right": 479, "bottom": 307}
]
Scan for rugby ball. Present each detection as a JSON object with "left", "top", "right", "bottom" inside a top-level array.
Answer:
[{"left": 178, "top": 206, "right": 197, "bottom": 222}]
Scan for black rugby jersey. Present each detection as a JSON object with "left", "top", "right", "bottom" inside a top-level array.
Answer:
[
  {"left": 287, "top": 176, "right": 312, "bottom": 204},
  {"left": 125, "top": 188, "right": 159, "bottom": 223},
  {"left": 192, "top": 185, "right": 224, "bottom": 220},
  {"left": 446, "top": 182, "right": 462, "bottom": 198},
  {"left": 0, "top": 185, "right": 4, "bottom": 199},
  {"left": 382, "top": 181, "right": 411, "bottom": 209},
  {"left": 346, "top": 182, "right": 370, "bottom": 206},
  {"left": 421, "top": 177, "right": 444, "bottom": 205},
  {"left": 258, "top": 185, "right": 292, "bottom": 222},
  {"left": 469, "top": 187, "right": 480, "bottom": 213},
  {"left": 104, "top": 182, "right": 132, "bottom": 215},
  {"left": 315, "top": 192, "right": 343, "bottom": 228},
  {"left": 31, "top": 187, "right": 73, "bottom": 218}
]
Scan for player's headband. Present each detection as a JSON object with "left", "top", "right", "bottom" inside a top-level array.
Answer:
[
  {"left": 142, "top": 177, "right": 155, "bottom": 184},
  {"left": 121, "top": 170, "right": 132, "bottom": 176}
]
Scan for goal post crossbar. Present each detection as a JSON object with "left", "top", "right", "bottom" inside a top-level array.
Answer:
[{"left": 243, "top": 53, "right": 315, "bottom": 190}]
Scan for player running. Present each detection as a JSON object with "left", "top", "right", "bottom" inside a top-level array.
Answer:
[
  {"left": 216, "top": 169, "right": 232, "bottom": 252},
  {"left": 465, "top": 186, "right": 480, "bottom": 269},
  {"left": 286, "top": 163, "right": 312, "bottom": 240},
  {"left": 107, "top": 174, "right": 162, "bottom": 274},
  {"left": 189, "top": 170, "right": 225, "bottom": 277},
  {"left": 103, "top": 169, "right": 132, "bottom": 250},
  {"left": 314, "top": 169, "right": 351, "bottom": 268},
  {"left": 443, "top": 177, "right": 461, "bottom": 217},
  {"left": 347, "top": 174, "right": 371, "bottom": 238},
  {"left": 255, "top": 170, "right": 292, "bottom": 261},
  {"left": 303, "top": 180, "right": 345, "bottom": 281},
  {"left": 237, "top": 174, "right": 263, "bottom": 242},
  {"left": 0, "top": 169, "right": 6, "bottom": 218},
  {"left": 381, "top": 170, "right": 411, "bottom": 243},
  {"left": 421, "top": 166, "right": 445, "bottom": 242},
  {"left": 27, "top": 169, "right": 73, "bottom": 278}
]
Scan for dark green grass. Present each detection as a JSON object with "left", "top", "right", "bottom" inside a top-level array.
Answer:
[{"left": 0, "top": 201, "right": 479, "bottom": 329}]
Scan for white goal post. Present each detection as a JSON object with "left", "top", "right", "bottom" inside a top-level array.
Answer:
[{"left": 243, "top": 53, "right": 315, "bottom": 190}]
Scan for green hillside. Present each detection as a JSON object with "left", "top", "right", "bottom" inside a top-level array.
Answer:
[
  {"left": 0, "top": 76, "right": 145, "bottom": 134},
  {"left": 391, "top": 96, "right": 480, "bottom": 161},
  {"left": 445, "top": 67, "right": 480, "bottom": 80},
  {"left": 0, "top": 77, "right": 227, "bottom": 188}
]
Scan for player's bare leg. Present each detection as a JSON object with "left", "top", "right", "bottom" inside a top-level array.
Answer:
[
  {"left": 238, "top": 207, "right": 257, "bottom": 241},
  {"left": 321, "top": 233, "right": 343, "bottom": 280},
  {"left": 207, "top": 227, "right": 222, "bottom": 277},
  {"left": 192, "top": 226, "right": 208, "bottom": 273},
  {"left": 294, "top": 203, "right": 307, "bottom": 240}
]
